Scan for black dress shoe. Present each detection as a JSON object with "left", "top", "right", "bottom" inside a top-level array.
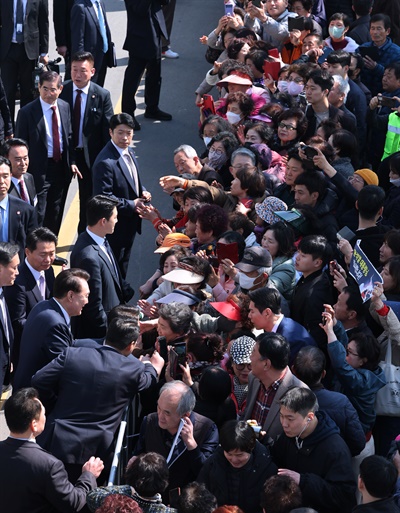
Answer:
[
  {"left": 132, "top": 116, "right": 141, "bottom": 131},
  {"left": 144, "top": 108, "right": 172, "bottom": 121}
]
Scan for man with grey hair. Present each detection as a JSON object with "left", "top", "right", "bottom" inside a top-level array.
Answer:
[
  {"left": 328, "top": 75, "right": 358, "bottom": 132},
  {"left": 173, "top": 144, "right": 219, "bottom": 185},
  {"left": 134, "top": 381, "right": 218, "bottom": 493}
]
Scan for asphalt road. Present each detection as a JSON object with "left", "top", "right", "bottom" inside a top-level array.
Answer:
[{"left": 0, "top": 0, "right": 218, "bottom": 437}]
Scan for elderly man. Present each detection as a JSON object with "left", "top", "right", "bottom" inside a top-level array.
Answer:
[
  {"left": 173, "top": 145, "right": 220, "bottom": 185},
  {"left": 0, "top": 387, "right": 103, "bottom": 513},
  {"left": 134, "top": 381, "right": 219, "bottom": 493}
]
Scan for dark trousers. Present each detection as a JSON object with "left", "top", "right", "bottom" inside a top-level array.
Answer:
[
  {"left": 1, "top": 43, "right": 35, "bottom": 122},
  {"left": 75, "top": 149, "right": 92, "bottom": 233},
  {"left": 161, "top": 0, "right": 177, "bottom": 51},
  {"left": 92, "top": 52, "right": 107, "bottom": 88},
  {"left": 121, "top": 54, "right": 161, "bottom": 115},
  {"left": 108, "top": 229, "right": 136, "bottom": 279},
  {"left": 39, "top": 158, "right": 71, "bottom": 236}
]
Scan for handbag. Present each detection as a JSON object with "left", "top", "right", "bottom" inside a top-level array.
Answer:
[{"left": 375, "top": 342, "right": 400, "bottom": 416}]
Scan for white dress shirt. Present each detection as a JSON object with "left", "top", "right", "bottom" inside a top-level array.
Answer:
[
  {"left": 73, "top": 82, "right": 90, "bottom": 148},
  {"left": 40, "top": 98, "right": 64, "bottom": 158}
]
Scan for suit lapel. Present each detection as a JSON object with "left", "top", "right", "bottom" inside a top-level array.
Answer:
[
  {"left": 87, "top": 0, "right": 101, "bottom": 31},
  {"left": 33, "top": 99, "right": 48, "bottom": 149},
  {"left": 22, "top": 262, "right": 43, "bottom": 303},
  {"left": 83, "top": 83, "right": 95, "bottom": 132},
  {"left": 58, "top": 101, "right": 69, "bottom": 150},
  {"left": 98, "top": 247, "right": 122, "bottom": 290},
  {"left": 118, "top": 155, "right": 136, "bottom": 192},
  {"left": 7, "top": 197, "right": 20, "bottom": 243}
]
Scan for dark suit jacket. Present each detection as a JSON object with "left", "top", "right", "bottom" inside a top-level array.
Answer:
[
  {"left": 0, "top": 289, "right": 13, "bottom": 388},
  {"left": 13, "top": 298, "right": 74, "bottom": 390},
  {"left": 304, "top": 104, "right": 357, "bottom": 141},
  {"left": 0, "top": 0, "right": 49, "bottom": 61},
  {"left": 0, "top": 437, "right": 96, "bottom": 513},
  {"left": 276, "top": 316, "right": 317, "bottom": 365},
  {"left": 70, "top": 230, "right": 133, "bottom": 338},
  {"left": 53, "top": 0, "right": 74, "bottom": 49},
  {"left": 92, "top": 140, "right": 143, "bottom": 245},
  {"left": 243, "top": 369, "right": 307, "bottom": 441},
  {"left": 15, "top": 98, "right": 74, "bottom": 193},
  {"left": 71, "top": 0, "right": 112, "bottom": 71},
  {"left": 123, "top": 0, "right": 169, "bottom": 60},
  {"left": 59, "top": 80, "right": 113, "bottom": 168},
  {"left": 7, "top": 195, "right": 38, "bottom": 261},
  {"left": 4, "top": 260, "right": 54, "bottom": 357},
  {"left": 0, "top": 77, "right": 12, "bottom": 140},
  {"left": 9, "top": 173, "right": 37, "bottom": 206},
  {"left": 32, "top": 345, "right": 158, "bottom": 465}
]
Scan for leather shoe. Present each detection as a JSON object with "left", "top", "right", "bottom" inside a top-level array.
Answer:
[
  {"left": 144, "top": 109, "right": 172, "bottom": 121},
  {"left": 132, "top": 116, "right": 141, "bottom": 131}
]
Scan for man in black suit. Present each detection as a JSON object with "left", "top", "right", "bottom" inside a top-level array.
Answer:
[
  {"left": 4, "top": 227, "right": 56, "bottom": 371},
  {"left": 92, "top": 113, "right": 151, "bottom": 277},
  {"left": 13, "top": 268, "right": 90, "bottom": 390},
  {"left": 53, "top": 0, "right": 74, "bottom": 80},
  {"left": 71, "top": 195, "right": 134, "bottom": 338},
  {"left": 121, "top": 0, "right": 172, "bottom": 130},
  {"left": 0, "top": 387, "right": 103, "bottom": 513},
  {"left": 32, "top": 316, "right": 164, "bottom": 481},
  {"left": 0, "top": 0, "right": 49, "bottom": 122},
  {"left": 15, "top": 70, "right": 80, "bottom": 235},
  {"left": 60, "top": 51, "right": 114, "bottom": 232},
  {"left": 1, "top": 138, "right": 37, "bottom": 207},
  {"left": 0, "top": 156, "right": 37, "bottom": 262},
  {"left": 0, "top": 242, "right": 20, "bottom": 391},
  {"left": 71, "top": 0, "right": 113, "bottom": 87}
]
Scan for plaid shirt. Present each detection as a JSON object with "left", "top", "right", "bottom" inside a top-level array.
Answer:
[{"left": 251, "top": 369, "right": 287, "bottom": 427}]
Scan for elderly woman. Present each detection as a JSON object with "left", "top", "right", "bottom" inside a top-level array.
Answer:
[
  {"left": 198, "top": 420, "right": 277, "bottom": 513},
  {"left": 225, "top": 91, "right": 255, "bottom": 127},
  {"left": 270, "top": 108, "right": 308, "bottom": 157},
  {"left": 157, "top": 302, "right": 193, "bottom": 345},
  {"left": 226, "top": 335, "right": 256, "bottom": 415},
  {"left": 87, "top": 452, "right": 177, "bottom": 513}
]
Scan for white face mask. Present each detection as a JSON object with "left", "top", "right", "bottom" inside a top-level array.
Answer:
[
  {"left": 288, "top": 81, "right": 304, "bottom": 96},
  {"left": 278, "top": 80, "right": 289, "bottom": 93},
  {"left": 226, "top": 111, "right": 242, "bottom": 125},
  {"left": 203, "top": 136, "right": 212, "bottom": 148},
  {"left": 239, "top": 271, "right": 259, "bottom": 290},
  {"left": 390, "top": 177, "right": 400, "bottom": 187}
]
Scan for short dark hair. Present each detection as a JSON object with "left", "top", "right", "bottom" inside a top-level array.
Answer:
[
  {"left": 307, "top": 69, "right": 334, "bottom": 93},
  {"left": 384, "top": 62, "right": 400, "bottom": 80},
  {"left": 0, "top": 137, "right": 29, "bottom": 157},
  {"left": 350, "top": 332, "right": 380, "bottom": 371},
  {"left": 210, "top": 131, "right": 240, "bottom": 159},
  {"left": 70, "top": 51, "right": 95, "bottom": 65},
  {"left": 341, "top": 286, "right": 365, "bottom": 321},
  {"left": 187, "top": 332, "right": 223, "bottom": 363},
  {"left": 293, "top": 0, "right": 313, "bottom": 11},
  {"left": 39, "top": 71, "right": 62, "bottom": 87},
  {"left": 183, "top": 186, "right": 213, "bottom": 205},
  {"left": 298, "top": 234, "right": 331, "bottom": 266},
  {"left": 236, "top": 167, "right": 266, "bottom": 198},
  {"left": 352, "top": 0, "right": 373, "bottom": 17},
  {"left": 199, "top": 115, "right": 234, "bottom": 140},
  {"left": 158, "top": 303, "right": 193, "bottom": 335},
  {"left": 178, "top": 482, "right": 217, "bottom": 513},
  {"left": 107, "top": 304, "right": 141, "bottom": 324},
  {"left": 386, "top": 256, "right": 400, "bottom": 293},
  {"left": 110, "top": 113, "right": 135, "bottom": 131},
  {"left": 256, "top": 332, "right": 290, "bottom": 370},
  {"left": 286, "top": 148, "right": 309, "bottom": 171},
  {"left": 105, "top": 317, "right": 140, "bottom": 350},
  {"left": 260, "top": 475, "right": 302, "bottom": 513},
  {"left": 26, "top": 227, "right": 58, "bottom": 252},
  {"left": 329, "top": 129, "right": 358, "bottom": 159},
  {"left": 246, "top": 49, "right": 270, "bottom": 74},
  {"left": 196, "top": 204, "right": 229, "bottom": 238},
  {"left": 356, "top": 185, "right": 385, "bottom": 220},
  {"left": 266, "top": 222, "right": 296, "bottom": 258},
  {"left": 226, "top": 91, "right": 255, "bottom": 118},
  {"left": 0, "top": 155, "right": 11, "bottom": 170},
  {"left": 328, "top": 12, "right": 351, "bottom": 28},
  {"left": 53, "top": 268, "right": 90, "bottom": 299},
  {"left": 0, "top": 242, "right": 19, "bottom": 266},
  {"left": 326, "top": 50, "right": 351, "bottom": 67},
  {"left": 370, "top": 13, "right": 391, "bottom": 30},
  {"left": 350, "top": 52, "right": 364, "bottom": 71},
  {"left": 293, "top": 346, "right": 326, "bottom": 387},
  {"left": 248, "top": 287, "right": 281, "bottom": 315},
  {"left": 294, "top": 171, "right": 327, "bottom": 199},
  {"left": 125, "top": 452, "right": 169, "bottom": 495},
  {"left": 280, "top": 387, "right": 318, "bottom": 416},
  {"left": 198, "top": 367, "right": 232, "bottom": 403},
  {"left": 86, "top": 195, "right": 119, "bottom": 226},
  {"left": 303, "top": 33, "right": 323, "bottom": 46},
  {"left": 220, "top": 420, "right": 256, "bottom": 453},
  {"left": 219, "top": 229, "right": 246, "bottom": 260},
  {"left": 4, "top": 387, "right": 42, "bottom": 433},
  {"left": 359, "top": 455, "right": 398, "bottom": 499},
  {"left": 383, "top": 229, "right": 400, "bottom": 257},
  {"left": 277, "top": 108, "right": 308, "bottom": 139}
]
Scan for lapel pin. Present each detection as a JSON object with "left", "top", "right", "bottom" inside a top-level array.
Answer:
[{"left": 92, "top": 95, "right": 96, "bottom": 99}]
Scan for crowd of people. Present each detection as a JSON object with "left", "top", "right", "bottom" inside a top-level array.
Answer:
[{"left": 1, "top": 0, "right": 400, "bottom": 512}]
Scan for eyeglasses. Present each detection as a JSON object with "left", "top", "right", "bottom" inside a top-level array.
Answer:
[
  {"left": 288, "top": 77, "right": 304, "bottom": 84},
  {"left": 231, "top": 164, "right": 256, "bottom": 171},
  {"left": 278, "top": 122, "right": 297, "bottom": 131},
  {"left": 346, "top": 347, "right": 360, "bottom": 357},
  {"left": 235, "top": 363, "right": 252, "bottom": 370},
  {"left": 209, "top": 148, "right": 225, "bottom": 156},
  {"left": 348, "top": 175, "right": 364, "bottom": 185}
]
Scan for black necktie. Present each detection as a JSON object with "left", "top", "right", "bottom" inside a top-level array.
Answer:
[
  {"left": 73, "top": 90, "right": 83, "bottom": 148},
  {"left": 16, "top": 0, "right": 24, "bottom": 43},
  {"left": 104, "top": 239, "right": 119, "bottom": 277}
]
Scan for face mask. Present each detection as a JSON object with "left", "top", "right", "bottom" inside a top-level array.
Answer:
[
  {"left": 288, "top": 81, "right": 304, "bottom": 96},
  {"left": 390, "top": 177, "right": 400, "bottom": 187},
  {"left": 278, "top": 80, "right": 289, "bottom": 93},
  {"left": 239, "top": 271, "right": 259, "bottom": 290},
  {"left": 226, "top": 111, "right": 242, "bottom": 125},
  {"left": 203, "top": 136, "right": 212, "bottom": 148},
  {"left": 208, "top": 150, "right": 228, "bottom": 169},
  {"left": 329, "top": 26, "right": 345, "bottom": 39}
]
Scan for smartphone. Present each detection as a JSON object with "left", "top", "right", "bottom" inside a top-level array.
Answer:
[
  {"left": 269, "top": 48, "right": 279, "bottom": 59},
  {"left": 216, "top": 241, "right": 239, "bottom": 264},
  {"left": 358, "top": 46, "right": 379, "bottom": 62},
  {"left": 169, "top": 488, "right": 181, "bottom": 509},
  {"left": 157, "top": 336, "right": 168, "bottom": 362},
  {"left": 337, "top": 226, "right": 356, "bottom": 242},
  {"left": 288, "top": 16, "right": 305, "bottom": 32},
  {"left": 263, "top": 60, "right": 281, "bottom": 81},
  {"left": 330, "top": 260, "right": 339, "bottom": 273},
  {"left": 169, "top": 343, "right": 187, "bottom": 378},
  {"left": 252, "top": 0, "right": 262, "bottom": 8},
  {"left": 302, "top": 145, "right": 318, "bottom": 159},
  {"left": 224, "top": 2, "right": 234, "bottom": 16},
  {"left": 380, "top": 96, "right": 400, "bottom": 108},
  {"left": 209, "top": 255, "right": 220, "bottom": 270},
  {"left": 202, "top": 94, "right": 216, "bottom": 116}
]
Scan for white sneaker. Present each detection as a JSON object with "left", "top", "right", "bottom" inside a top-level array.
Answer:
[{"left": 162, "top": 48, "right": 179, "bottom": 59}]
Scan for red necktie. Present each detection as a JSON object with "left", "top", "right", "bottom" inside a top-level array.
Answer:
[
  {"left": 73, "top": 90, "right": 82, "bottom": 148},
  {"left": 19, "top": 179, "right": 29, "bottom": 203},
  {"left": 51, "top": 106, "right": 61, "bottom": 162}
]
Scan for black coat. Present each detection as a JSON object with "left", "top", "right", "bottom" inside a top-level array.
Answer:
[{"left": 9, "top": 173, "right": 37, "bottom": 206}]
